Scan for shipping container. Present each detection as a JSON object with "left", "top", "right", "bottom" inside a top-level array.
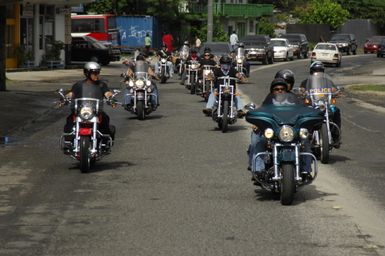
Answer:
[{"left": 116, "top": 16, "right": 162, "bottom": 53}]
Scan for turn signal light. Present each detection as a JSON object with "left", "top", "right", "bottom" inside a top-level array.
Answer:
[
  {"left": 331, "top": 98, "right": 337, "bottom": 104},
  {"left": 304, "top": 98, "right": 311, "bottom": 105}
]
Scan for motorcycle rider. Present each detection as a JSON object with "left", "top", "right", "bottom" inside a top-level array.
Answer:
[
  {"left": 274, "top": 69, "right": 295, "bottom": 92},
  {"left": 181, "top": 48, "right": 201, "bottom": 85},
  {"left": 154, "top": 45, "right": 174, "bottom": 78},
  {"left": 247, "top": 78, "right": 312, "bottom": 179},
  {"left": 63, "top": 61, "right": 115, "bottom": 141},
  {"left": 122, "top": 54, "right": 160, "bottom": 110},
  {"left": 202, "top": 55, "right": 246, "bottom": 117},
  {"left": 231, "top": 43, "right": 250, "bottom": 77},
  {"left": 300, "top": 61, "right": 341, "bottom": 147}
]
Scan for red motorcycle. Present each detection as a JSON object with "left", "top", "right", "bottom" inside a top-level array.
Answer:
[{"left": 57, "top": 89, "right": 120, "bottom": 172}]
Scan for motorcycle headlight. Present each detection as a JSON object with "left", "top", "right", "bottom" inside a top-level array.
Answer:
[
  {"left": 237, "top": 58, "right": 243, "bottom": 64},
  {"left": 264, "top": 128, "right": 274, "bottom": 139},
  {"left": 135, "top": 79, "right": 144, "bottom": 88},
  {"left": 147, "top": 87, "right": 152, "bottom": 93},
  {"left": 146, "top": 80, "right": 152, "bottom": 86},
  {"left": 128, "top": 80, "right": 134, "bottom": 87},
  {"left": 316, "top": 100, "right": 326, "bottom": 111},
  {"left": 161, "top": 58, "right": 167, "bottom": 63},
  {"left": 79, "top": 105, "right": 94, "bottom": 120},
  {"left": 299, "top": 128, "right": 309, "bottom": 139},
  {"left": 279, "top": 125, "right": 294, "bottom": 142}
]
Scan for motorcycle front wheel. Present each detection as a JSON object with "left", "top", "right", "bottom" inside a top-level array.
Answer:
[
  {"left": 320, "top": 123, "right": 330, "bottom": 164},
  {"left": 280, "top": 163, "right": 295, "bottom": 205},
  {"left": 137, "top": 100, "right": 146, "bottom": 120},
  {"left": 221, "top": 101, "right": 229, "bottom": 133},
  {"left": 80, "top": 136, "right": 91, "bottom": 173}
]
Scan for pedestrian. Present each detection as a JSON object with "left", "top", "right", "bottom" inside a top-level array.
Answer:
[
  {"left": 162, "top": 31, "right": 174, "bottom": 54},
  {"left": 144, "top": 33, "right": 152, "bottom": 54},
  {"left": 230, "top": 30, "right": 238, "bottom": 51}
]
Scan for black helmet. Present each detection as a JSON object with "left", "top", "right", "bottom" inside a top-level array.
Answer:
[
  {"left": 275, "top": 69, "right": 295, "bottom": 89},
  {"left": 310, "top": 61, "right": 325, "bottom": 74},
  {"left": 204, "top": 47, "right": 211, "bottom": 54},
  {"left": 238, "top": 42, "right": 244, "bottom": 48},
  {"left": 270, "top": 78, "right": 288, "bottom": 93},
  {"left": 83, "top": 61, "right": 101, "bottom": 78},
  {"left": 183, "top": 41, "right": 189, "bottom": 46},
  {"left": 219, "top": 55, "right": 232, "bottom": 64},
  {"left": 136, "top": 54, "right": 146, "bottom": 61}
]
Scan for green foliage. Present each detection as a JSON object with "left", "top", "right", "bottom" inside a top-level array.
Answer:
[
  {"left": 190, "top": 16, "right": 228, "bottom": 42},
  {"left": 335, "top": 0, "right": 385, "bottom": 27},
  {"left": 257, "top": 17, "right": 275, "bottom": 37},
  {"left": 296, "top": 0, "right": 349, "bottom": 30}
]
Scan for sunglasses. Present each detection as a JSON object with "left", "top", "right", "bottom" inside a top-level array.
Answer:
[
  {"left": 273, "top": 87, "right": 286, "bottom": 92},
  {"left": 90, "top": 71, "right": 100, "bottom": 75},
  {"left": 204, "top": 54, "right": 210, "bottom": 56}
]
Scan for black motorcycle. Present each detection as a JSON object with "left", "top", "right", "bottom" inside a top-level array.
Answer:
[{"left": 246, "top": 93, "right": 324, "bottom": 205}]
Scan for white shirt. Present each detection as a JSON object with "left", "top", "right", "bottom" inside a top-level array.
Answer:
[{"left": 230, "top": 33, "right": 238, "bottom": 46}]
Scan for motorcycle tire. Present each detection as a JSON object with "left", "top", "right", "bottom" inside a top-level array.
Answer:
[
  {"left": 161, "top": 76, "right": 167, "bottom": 84},
  {"left": 190, "top": 82, "right": 196, "bottom": 95},
  {"left": 280, "top": 163, "right": 295, "bottom": 205},
  {"left": 320, "top": 123, "right": 330, "bottom": 164},
  {"left": 137, "top": 100, "right": 146, "bottom": 121},
  {"left": 80, "top": 136, "right": 91, "bottom": 173},
  {"left": 221, "top": 101, "right": 229, "bottom": 133}
]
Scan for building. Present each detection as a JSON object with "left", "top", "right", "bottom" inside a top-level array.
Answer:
[
  {"left": 4, "top": 0, "right": 93, "bottom": 70},
  {"left": 186, "top": 0, "right": 273, "bottom": 39}
]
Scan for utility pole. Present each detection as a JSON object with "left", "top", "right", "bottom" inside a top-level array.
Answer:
[
  {"left": 207, "top": 0, "right": 213, "bottom": 42},
  {"left": 0, "top": 4, "right": 6, "bottom": 91}
]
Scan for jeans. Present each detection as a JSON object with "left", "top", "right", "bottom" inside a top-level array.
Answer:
[
  {"left": 123, "top": 84, "right": 159, "bottom": 108},
  {"left": 154, "top": 61, "right": 174, "bottom": 77},
  {"left": 205, "top": 92, "right": 244, "bottom": 110},
  {"left": 248, "top": 130, "right": 312, "bottom": 173}
]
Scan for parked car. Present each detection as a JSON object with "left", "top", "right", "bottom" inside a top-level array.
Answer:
[
  {"left": 242, "top": 35, "right": 274, "bottom": 64},
  {"left": 377, "top": 39, "right": 385, "bottom": 58},
  {"left": 364, "top": 36, "right": 385, "bottom": 54},
  {"left": 271, "top": 38, "right": 294, "bottom": 61},
  {"left": 279, "top": 33, "right": 309, "bottom": 59},
  {"left": 310, "top": 43, "right": 341, "bottom": 67},
  {"left": 70, "top": 35, "right": 113, "bottom": 66},
  {"left": 329, "top": 33, "right": 357, "bottom": 55}
]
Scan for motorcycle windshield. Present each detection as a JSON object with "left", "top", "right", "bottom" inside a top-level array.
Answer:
[
  {"left": 237, "top": 48, "right": 245, "bottom": 58},
  {"left": 134, "top": 61, "right": 149, "bottom": 79},
  {"left": 305, "top": 73, "right": 334, "bottom": 101},
  {"left": 74, "top": 98, "right": 100, "bottom": 116},
  {"left": 246, "top": 93, "right": 323, "bottom": 131},
  {"left": 180, "top": 46, "right": 189, "bottom": 59}
]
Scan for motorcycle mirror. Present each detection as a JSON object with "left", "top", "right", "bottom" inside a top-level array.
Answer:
[
  {"left": 336, "top": 86, "right": 344, "bottom": 92},
  {"left": 245, "top": 102, "right": 256, "bottom": 111}
]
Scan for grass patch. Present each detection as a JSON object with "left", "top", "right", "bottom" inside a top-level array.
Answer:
[{"left": 349, "top": 84, "right": 385, "bottom": 92}]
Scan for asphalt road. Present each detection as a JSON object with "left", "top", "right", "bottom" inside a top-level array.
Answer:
[{"left": 0, "top": 55, "right": 384, "bottom": 256}]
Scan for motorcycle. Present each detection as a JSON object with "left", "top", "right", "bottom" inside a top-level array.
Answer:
[
  {"left": 57, "top": 88, "right": 120, "bottom": 173},
  {"left": 212, "top": 76, "right": 238, "bottom": 133},
  {"left": 199, "top": 65, "right": 215, "bottom": 101},
  {"left": 123, "top": 69, "right": 158, "bottom": 120},
  {"left": 246, "top": 93, "right": 324, "bottom": 205},
  {"left": 304, "top": 73, "right": 342, "bottom": 164},
  {"left": 185, "top": 60, "right": 200, "bottom": 94},
  {"left": 177, "top": 45, "right": 189, "bottom": 78},
  {"left": 158, "top": 55, "right": 171, "bottom": 84}
]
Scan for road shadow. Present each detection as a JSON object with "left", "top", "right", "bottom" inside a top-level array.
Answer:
[
  {"left": 126, "top": 114, "right": 164, "bottom": 121},
  {"left": 69, "top": 160, "right": 135, "bottom": 173},
  {"left": 208, "top": 124, "right": 249, "bottom": 133},
  {"left": 252, "top": 183, "right": 338, "bottom": 206},
  {"left": 326, "top": 154, "right": 351, "bottom": 164}
]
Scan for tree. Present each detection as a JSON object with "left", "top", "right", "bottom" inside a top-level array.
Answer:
[
  {"left": 295, "top": 0, "right": 349, "bottom": 30},
  {"left": 335, "top": 0, "right": 385, "bottom": 28}
]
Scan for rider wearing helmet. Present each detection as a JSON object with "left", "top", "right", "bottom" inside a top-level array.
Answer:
[
  {"left": 274, "top": 69, "right": 295, "bottom": 91},
  {"left": 202, "top": 55, "right": 246, "bottom": 117},
  {"left": 63, "top": 61, "right": 115, "bottom": 139},
  {"left": 300, "top": 61, "right": 342, "bottom": 148}
]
